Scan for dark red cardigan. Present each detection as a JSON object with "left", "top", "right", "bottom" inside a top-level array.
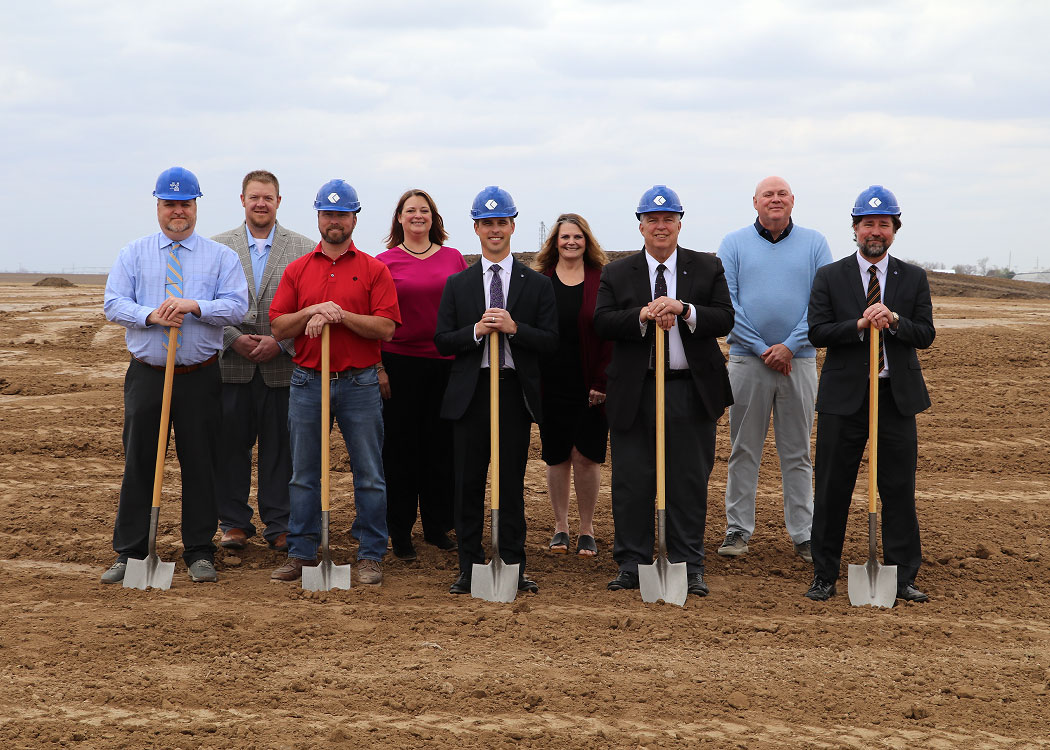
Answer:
[{"left": 542, "top": 264, "right": 613, "bottom": 393}]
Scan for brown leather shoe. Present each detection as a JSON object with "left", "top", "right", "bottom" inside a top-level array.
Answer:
[
  {"left": 268, "top": 532, "right": 288, "bottom": 551},
  {"left": 220, "top": 527, "right": 249, "bottom": 549},
  {"left": 357, "top": 559, "right": 383, "bottom": 585},
  {"left": 271, "top": 557, "right": 317, "bottom": 581}
]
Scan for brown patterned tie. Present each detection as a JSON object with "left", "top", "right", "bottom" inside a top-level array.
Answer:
[{"left": 866, "top": 265, "right": 884, "bottom": 372}]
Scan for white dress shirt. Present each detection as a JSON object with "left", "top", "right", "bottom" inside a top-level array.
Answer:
[
  {"left": 856, "top": 250, "right": 892, "bottom": 377},
  {"left": 477, "top": 254, "right": 515, "bottom": 369},
  {"left": 641, "top": 248, "right": 696, "bottom": 370}
]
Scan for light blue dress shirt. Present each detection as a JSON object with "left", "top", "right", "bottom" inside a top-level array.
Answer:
[
  {"left": 246, "top": 223, "right": 275, "bottom": 295},
  {"left": 104, "top": 231, "right": 249, "bottom": 366}
]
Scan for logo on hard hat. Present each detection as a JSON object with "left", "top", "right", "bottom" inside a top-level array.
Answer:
[
  {"left": 328, "top": 193, "right": 340, "bottom": 204},
  {"left": 653, "top": 195, "right": 666, "bottom": 206},
  {"left": 170, "top": 182, "right": 180, "bottom": 192},
  {"left": 485, "top": 199, "right": 498, "bottom": 210},
  {"left": 869, "top": 197, "right": 882, "bottom": 208}
]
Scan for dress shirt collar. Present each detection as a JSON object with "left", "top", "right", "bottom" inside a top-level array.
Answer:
[
  {"left": 644, "top": 247, "right": 678, "bottom": 278},
  {"left": 245, "top": 223, "right": 276, "bottom": 251},
  {"left": 480, "top": 253, "right": 512, "bottom": 277},
  {"left": 754, "top": 217, "right": 794, "bottom": 244},
  {"left": 856, "top": 250, "right": 889, "bottom": 277},
  {"left": 162, "top": 232, "right": 198, "bottom": 252}
]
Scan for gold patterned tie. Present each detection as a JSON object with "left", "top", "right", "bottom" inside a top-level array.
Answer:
[{"left": 866, "top": 265, "right": 884, "bottom": 372}]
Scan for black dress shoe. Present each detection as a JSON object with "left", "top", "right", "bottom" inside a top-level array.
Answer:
[
  {"left": 518, "top": 574, "right": 539, "bottom": 593},
  {"left": 425, "top": 532, "right": 457, "bottom": 551},
  {"left": 607, "top": 570, "right": 639, "bottom": 591},
  {"left": 804, "top": 576, "right": 836, "bottom": 601},
  {"left": 449, "top": 572, "right": 471, "bottom": 595},
  {"left": 687, "top": 572, "right": 709, "bottom": 597},
  {"left": 391, "top": 538, "right": 417, "bottom": 561},
  {"left": 897, "top": 583, "right": 929, "bottom": 602}
]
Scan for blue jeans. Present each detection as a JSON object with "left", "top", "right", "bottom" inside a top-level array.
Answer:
[{"left": 287, "top": 365, "right": 387, "bottom": 561}]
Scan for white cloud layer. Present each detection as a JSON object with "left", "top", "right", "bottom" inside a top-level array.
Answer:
[{"left": 1, "top": 0, "right": 1048, "bottom": 272}]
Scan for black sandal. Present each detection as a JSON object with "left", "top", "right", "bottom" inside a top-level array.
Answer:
[
  {"left": 548, "top": 531, "right": 570, "bottom": 553},
  {"left": 576, "top": 535, "right": 598, "bottom": 557}
]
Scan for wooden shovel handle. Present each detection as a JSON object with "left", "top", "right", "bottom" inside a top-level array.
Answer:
[
  {"left": 489, "top": 331, "right": 500, "bottom": 511},
  {"left": 150, "top": 327, "right": 179, "bottom": 510},
  {"left": 321, "top": 325, "right": 331, "bottom": 513},
  {"left": 655, "top": 326, "right": 666, "bottom": 512},
  {"left": 868, "top": 322, "right": 879, "bottom": 514}
]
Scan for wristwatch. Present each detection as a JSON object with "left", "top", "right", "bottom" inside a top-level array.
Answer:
[
  {"left": 890, "top": 311, "right": 900, "bottom": 328},
  {"left": 678, "top": 300, "right": 691, "bottom": 320}
]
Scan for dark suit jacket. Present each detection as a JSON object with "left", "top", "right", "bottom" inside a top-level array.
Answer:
[
  {"left": 434, "top": 257, "right": 559, "bottom": 422},
  {"left": 808, "top": 254, "right": 935, "bottom": 417},
  {"left": 594, "top": 247, "right": 735, "bottom": 430}
]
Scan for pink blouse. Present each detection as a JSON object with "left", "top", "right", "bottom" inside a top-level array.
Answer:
[{"left": 378, "top": 245, "right": 468, "bottom": 359}]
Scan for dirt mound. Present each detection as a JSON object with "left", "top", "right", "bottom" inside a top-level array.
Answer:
[
  {"left": 928, "top": 272, "right": 1050, "bottom": 299},
  {"left": 32, "top": 276, "right": 76, "bottom": 287}
]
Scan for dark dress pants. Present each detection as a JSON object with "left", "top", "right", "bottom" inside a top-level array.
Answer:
[
  {"left": 811, "top": 379, "right": 922, "bottom": 586},
  {"left": 453, "top": 370, "right": 531, "bottom": 576},
  {"left": 381, "top": 352, "right": 455, "bottom": 543},
  {"left": 113, "top": 358, "right": 221, "bottom": 565},
  {"left": 216, "top": 370, "right": 291, "bottom": 542},
  {"left": 609, "top": 377, "right": 715, "bottom": 576}
]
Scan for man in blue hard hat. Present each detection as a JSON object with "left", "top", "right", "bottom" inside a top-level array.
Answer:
[
  {"left": 435, "top": 186, "right": 558, "bottom": 595},
  {"left": 804, "top": 185, "right": 935, "bottom": 603},
  {"left": 212, "top": 170, "right": 314, "bottom": 555},
  {"left": 101, "top": 167, "right": 249, "bottom": 585},
  {"left": 717, "top": 176, "right": 833, "bottom": 565},
  {"left": 268, "top": 179, "right": 401, "bottom": 585},
  {"left": 594, "top": 185, "right": 735, "bottom": 597}
]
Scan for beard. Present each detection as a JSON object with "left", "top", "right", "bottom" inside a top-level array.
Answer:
[
  {"left": 246, "top": 211, "right": 274, "bottom": 231},
  {"left": 164, "top": 218, "right": 192, "bottom": 234},
  {"left": 858, "top": 237, "right": 889, "bottom": 259},
  {"left": 322, "top": 225, "right": 350, "bottom": 245}
]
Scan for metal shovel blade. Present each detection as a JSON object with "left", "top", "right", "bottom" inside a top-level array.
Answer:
[
  {"left": 471, "top": 557, "right": 519, "bottom": 603},
  {"left": 639, "top": 557, "right": 688, "bottom": 607},
  {"left": 301, "top": 557, "right": 352, "bottom": 592},
  {"left": 848, "top": 559, "right": 897, "bottom": 608},
  {"left": 123, "top": 554, "right": 175, "bottom": 591},
  {"left": 302, "top": 510, "right": 351, "bottom": 592}
]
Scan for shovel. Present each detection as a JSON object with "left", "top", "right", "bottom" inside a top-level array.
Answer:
[
  {"left": 471, "top": 331, "right": 519, "bottom": 603},
  {"left": 302, "top": 325, "right": 352, "bottom": 592},
  {"left": 847, "top": 322, "right": 897, "bottom": 608},
  {"left": 639, "top": 326, "right": 688, "bottom": 606},
  {"left": 124, "top": 327, "right": 178, "bottom": 591}
]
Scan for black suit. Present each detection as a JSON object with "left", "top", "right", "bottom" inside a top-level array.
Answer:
[
  {"left": 808, "top": 253, "right": 935, "bottom": 586},
  {"left": 435, "top": 258, "right": 558, "bottom": 576},
  {"left": 594, "top": 247, "right": 734, "bottom": 575}
]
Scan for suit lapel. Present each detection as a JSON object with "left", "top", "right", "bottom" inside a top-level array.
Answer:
[
  {"left": 232, "top": 227, "right": 256, "bottom": 306},
  {"left": 468, "top": 260, "right": 486, "bottom": 318},
  {"left": 675, "top": 246, "right": 693, "bottom": 300},
  {"left": 632, "top": 250, "right": 651, "bottom": 302},
  {"left": 883, "top": 256, "right": 901, "bottom": 310},
  {"left": 506, "top": 258, "right": 527, "bottom": 313},
  {"left": 844, "top": 256, "right": 866, "bottom": 312},
  {"left": 258, "top": 223, "right": 285, "bottom": 296}
]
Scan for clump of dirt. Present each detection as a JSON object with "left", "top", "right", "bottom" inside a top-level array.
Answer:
[{"left": 33, "top": 276, "right": 76, "bottom": 287}]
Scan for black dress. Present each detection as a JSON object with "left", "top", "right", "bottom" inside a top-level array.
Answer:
[{"left": 539, "top": 270, "right": 609, "bottom": 465}]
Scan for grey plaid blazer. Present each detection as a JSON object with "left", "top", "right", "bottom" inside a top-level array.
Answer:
[{"left": 212, "top": 222, "right": 314, "bottom": 387}]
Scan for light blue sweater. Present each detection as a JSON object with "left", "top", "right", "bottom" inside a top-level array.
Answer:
[{"left": 718, "top": 222, "right": 833, "bottom": 358}]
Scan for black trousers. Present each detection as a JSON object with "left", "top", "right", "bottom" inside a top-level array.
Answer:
[
  {"left": 113, "top": 357, "right": 221, "bottom": 565},
  {"left": 811, "top": 379, "right": 922, "bottom": 586},
  {"left": 453, "top": 370, "right": 531, "bottom": 576},
  {"left": 609, "top": 377, "right": 715, "bottom": 576},
  {"left": 216, "top": 370, "right": 291, "bottom": 542},
  {"left": 381, "top": 352, "right": 455, "bottom": 543}
]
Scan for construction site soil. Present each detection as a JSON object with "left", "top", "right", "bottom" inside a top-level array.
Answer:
[{"left": 0, "top": 274, "right": 1048, "bottom": 749}]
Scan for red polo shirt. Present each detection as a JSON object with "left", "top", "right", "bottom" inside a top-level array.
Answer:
[{"left": 270, "top": 243, "right": 401, "bottom": 371}]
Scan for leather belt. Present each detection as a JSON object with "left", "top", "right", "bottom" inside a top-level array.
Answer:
[
  {"left": 133, "top": 353, "right": 218, "bottom": 374},
  {"left": 303, "top": 365, "right": 375, "bottom": 380},
  {"left": 647, "top": 369, "right": 691, "bottom": 381}
]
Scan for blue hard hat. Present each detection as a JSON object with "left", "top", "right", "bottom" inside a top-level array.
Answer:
[
  {"left": 313, "top": 179, "right": 361, "bottom": 212},
  {"left": 153, "top": 167, "right": 202, "bottom": 200},
  {"left": 636, "top": 185, "right": 684, "bottom": 219},
  {"left": 470, "top": 186, "right": 518, "bottom": 219},
  {"left": 852, "top": 185, "right": 901, "bottom": 217}
]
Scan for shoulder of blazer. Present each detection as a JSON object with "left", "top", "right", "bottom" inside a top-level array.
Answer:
[{"left": 211, "top": 225, "right": 248, "bottom": 251}]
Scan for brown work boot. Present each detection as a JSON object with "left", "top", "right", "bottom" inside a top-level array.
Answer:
[
  {"left": 268, "top": 532, "right": 288, "bottom": 551},
  {"left": 271, "top": 557, "right": 317, "bottom": 582},
  {"left": 357, "top": 559, "right": 383, "bottom": 585}
]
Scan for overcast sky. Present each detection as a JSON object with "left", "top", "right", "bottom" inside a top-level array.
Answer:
[{"left": 2, "top": 0, "right": 1048, "bottom": 273}]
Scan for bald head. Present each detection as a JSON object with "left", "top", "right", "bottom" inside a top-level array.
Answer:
[{"left": 753, "top": 175, "right": 794, "bottom": 238}]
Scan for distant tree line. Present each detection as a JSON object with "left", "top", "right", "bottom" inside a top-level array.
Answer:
[{"left": 907, "top": 257, "right": 1015, "bottom": 279}]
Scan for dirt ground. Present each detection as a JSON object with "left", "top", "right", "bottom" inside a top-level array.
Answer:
[{"left": 1, "top": 275, "right": 1049, "bottom": 749}]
